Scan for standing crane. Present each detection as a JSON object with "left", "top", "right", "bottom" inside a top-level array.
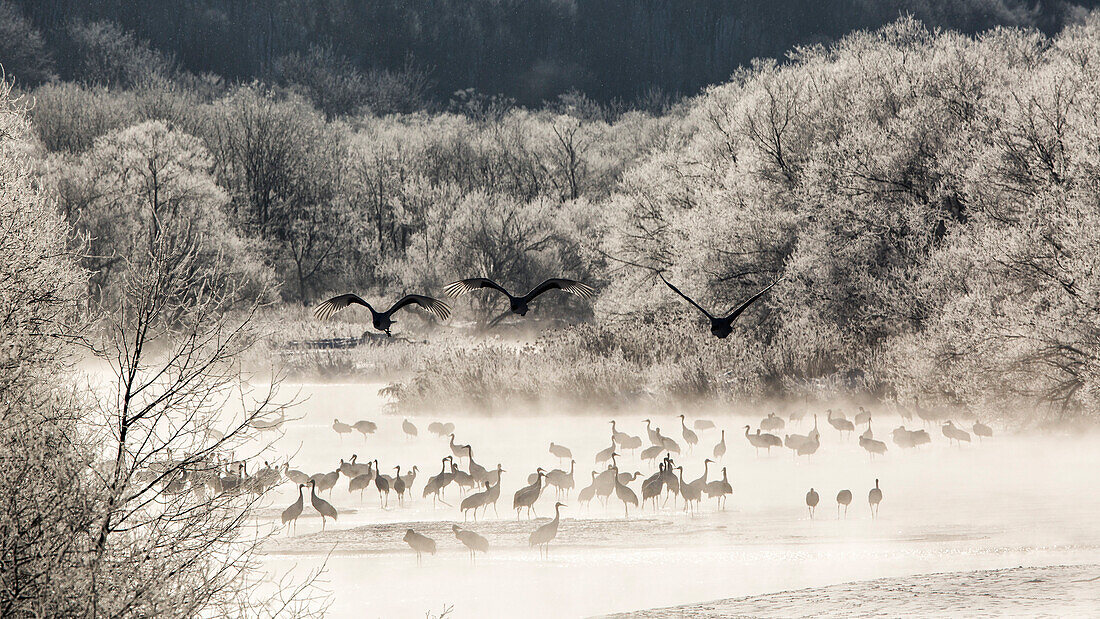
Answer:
[
  {"left": 484, "top": 466, "right": 504, "bottom": 517},
  {"left": 374, "top": 459, "right": 390, "bottom": 507},
  {"left": 452, "top": 525, "right": 489, "bottom": 564},
  {"left": 352, "top": 419, "right": 376, "bottom": 440},
  {"left": 705, "top": 467, "right": 733, "bottom": 509},
  {"left": 836, "top": 489, "right": 852, "bottom": 518},
  {"left": 549, "top": 442, "right": 573, "bottom": 464},
  {"left": 612, "top": 468, "right": 639, "bottom": 517},
  {"left": 466, "top": 446, "right": 488, "bottom": 484},
  {"left": 332, "top": 419, "right": 352, "bottom": 440},
  {"left": 529, "top": 502, "right": 566, "bottom": 558},
  {"left": 760, "top": 413, "right": 785, "bottom": 432},
  {"left": 869, "top": 479, "right": 883, "bottom": 518},
  {"left": 677, "top": 466, "right": 701, "bottom": 515},
  {"left": 403, "top": 529, "right": 436, "bottom": 566},
  {"left": 514, "top": 469, "right": 546, "bottom": 519},
  {"left": 393, "top": 466, "right": 406, "bottom": 506},
  {"left": 281, "top": 484, "right": 305, "bottom": 534},
  {"left": 805, "top": 488, "right": 820, "bottom": 519},
  {"left": 643, "top": 419, "right": 661, "bottom": 446},
  {"left": 577, "top": 471, "right": 599, "bottom": 508},
  {"left": 679, "top": 415, "right": 699, "bottom": 452},
  {"left": 827, "top": 410, "right": 855, "bottom": 437},
  {"left": 309, "top": 480, "right": 337, "bottom": 530}
]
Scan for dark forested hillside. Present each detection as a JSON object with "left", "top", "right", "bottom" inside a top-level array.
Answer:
[{"left": 4, "top": 0, "right": 1094, "bottom": 105}]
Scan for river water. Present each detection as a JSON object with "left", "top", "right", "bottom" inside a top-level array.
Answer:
[{"left": 251, "top": 383, "right": 1100, "bottom": 618}]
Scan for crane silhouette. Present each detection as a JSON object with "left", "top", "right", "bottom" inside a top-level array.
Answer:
[
  {"left": 452, "top": 525, "right": 489, "bottom": 564},
  {"left": 612, "top": 467, "right": 639, "bottom": 517},
  {"left": 705, "top": 467, "right": 733, "bottom": 509},
  {"left": 869, "top": 479, "right": 883, "bottom": 518},
  {"left": 679, "top": 415, "right": 698, "bottom": 451},
  {"left": 314, "top": 293, "right": 451, "bottom": 335},
  {"left": 444, "top": 277, "right": 594, "bottom": 316},
  {"left": 660, "top": 274, "right": 781, "bottom": 338},
  {"left": 836, "top": 489, "right": 852, "bottom": 518},
  {"left": 529, "top": 502, "right": 566, "bottom": 558},
  {"left": 549, "top": 442, "right": 573, "bottom": 464},
  {"left": 514, "top": 469, "right": 546, "bottom": 519},
  {"left": 281, "top": 483, "right": 305, "bottom": 534},
  {"left": 393, "top": 466, "right": 406, "bottom": 506},
  {"left": 309, "top": 480, "right": 337, "bottom": 530},
  {"left": 403, "top": 529, "right": 436, "bottom": 565},
  {"left": 806, "top": 488, "right": 820, "bottom": 519}
]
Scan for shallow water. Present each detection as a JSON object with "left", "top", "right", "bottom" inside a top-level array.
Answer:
[
  {"left": 251, "top": 383, "right": 1100, "bottom": 618},
  {"left": 607, "top": 563, "right": 1100, "bottom": 618}
]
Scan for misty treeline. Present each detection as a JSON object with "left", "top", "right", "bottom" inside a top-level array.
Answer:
[
  {"left": 1, "top": 0, "right": 1094, "bottom": 106},
  {"left": 0, "top": 78, "right": 323, "bottom": 615},
  {"left": 4, "top": 16, "right": 1100, "bottom": 418}
]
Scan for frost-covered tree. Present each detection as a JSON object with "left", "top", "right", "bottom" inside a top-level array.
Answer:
[{"left": 53, "top": 119, "right": 271, "bottom": 308}]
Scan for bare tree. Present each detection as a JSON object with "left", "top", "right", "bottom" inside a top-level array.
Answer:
[
  {"left": 3, "top": 74, "right": 324, "bottom": 618},
  {"left": 81, "top": 230, "right": 323, "bottom": 617}
]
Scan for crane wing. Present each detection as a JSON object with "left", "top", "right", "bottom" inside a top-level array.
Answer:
[
  {"left": 660, "top": 276, "right": 714, "bottom": 320},
  {"left": 385, "top": 294, "right": 452, "bottom": 321},
  {"left": 523, "top": 278, "right": 596, "bottom": 301},
  {"left": 314, "top": 293, "right": 373, "bottom": 320},
  {"left": 720, "top": 278, "right": 781, "bottom": 322},
  {"left": 443, "top": 277, "right": 511, "bottom": 297}
]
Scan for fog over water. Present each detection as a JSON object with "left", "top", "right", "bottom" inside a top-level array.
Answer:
[{"left": 250, "top": 383, "right": 1100, "bottom": 618}]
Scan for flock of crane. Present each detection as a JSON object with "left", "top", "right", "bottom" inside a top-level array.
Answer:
[
  {"left": 269, "top": 402, "right": 994, "bottom": 563},
  {"left": 313, "top": 273, "right": 780, "bottom": 340}
]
